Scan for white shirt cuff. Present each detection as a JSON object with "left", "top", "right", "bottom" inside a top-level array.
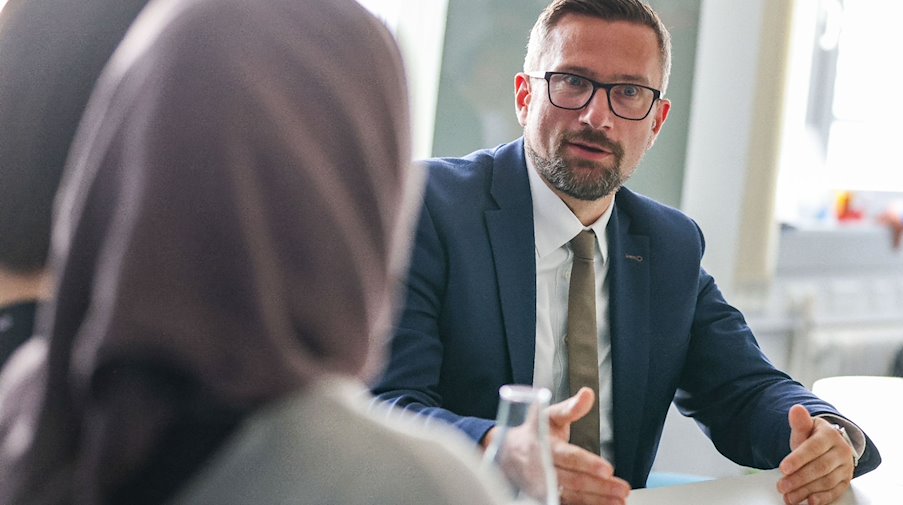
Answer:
[{"left": 815, "top": 413, "right": 866, "bottom": 461}]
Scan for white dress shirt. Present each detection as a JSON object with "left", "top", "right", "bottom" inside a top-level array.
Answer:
[{"left": 526, "top": 157, "right": 616, "bottom": 462}]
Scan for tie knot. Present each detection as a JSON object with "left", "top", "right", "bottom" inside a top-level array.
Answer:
[{"left": 570, "top": 230, "right": 596, "bottom": 260}]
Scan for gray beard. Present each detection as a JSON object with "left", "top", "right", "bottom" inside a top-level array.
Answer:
[{"left": 526, "top": 143, "right": 625, "bottom": 201}]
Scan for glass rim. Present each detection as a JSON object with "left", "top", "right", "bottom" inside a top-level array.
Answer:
[{"left": 499, "top": 384, "right": 552, "bottom": 404}]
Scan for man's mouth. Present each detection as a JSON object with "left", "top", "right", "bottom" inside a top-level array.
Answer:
[
  {"left": 566, "top": 140, "right": 613, "bottom": 161},
  {"left": 562, "top": 128, "right": 623, "bottom": 158},
  {"left": 569, "top": 140, "right": 610, "bottom": 155}
]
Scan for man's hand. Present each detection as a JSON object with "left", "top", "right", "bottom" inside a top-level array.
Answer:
[
  {"left": 550, "top": 388, "right": 630, "bottom": 505},
  {"left": 483, "top": 387, "right": 630, "bottom": 505},
  {"left": 777, "top": 404, "right": 855, "bottom": 505}
]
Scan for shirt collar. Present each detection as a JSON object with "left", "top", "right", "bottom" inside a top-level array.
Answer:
[{"left": 526, "top": 151, "right": 613, "bottom": 261}]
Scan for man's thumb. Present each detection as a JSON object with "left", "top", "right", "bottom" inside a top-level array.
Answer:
[
  {"left": 549, "top": 387, "right": 595, "bottom": 426},
  {"left": 788, "top": 404, "right": 814, "bottom": 450}
]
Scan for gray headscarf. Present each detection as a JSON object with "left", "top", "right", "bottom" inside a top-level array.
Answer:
[{"left": 4, "top": 0, "right": 417, "bottom": 502}]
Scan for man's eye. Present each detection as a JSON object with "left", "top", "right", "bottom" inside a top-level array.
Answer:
[
  {"left": 615, "top": 85, "right": 641, "bottom": 98},
  {"left": 562, "top": 75, "right": 590, "bottom": 89}
]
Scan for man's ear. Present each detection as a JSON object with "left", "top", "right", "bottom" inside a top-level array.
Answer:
[
  {"left": 514, "top": 73, "right": 531, "bottom": 127},
  {"left": 651, "top": 98, "right": 670, "bottom": 135},
  {"left": 647, "top": 98, "right": 671, "bottom": 149}
]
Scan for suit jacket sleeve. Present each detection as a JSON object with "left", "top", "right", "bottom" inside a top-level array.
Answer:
[
  {"left": 371, "top": 142, "right": 536, "bottom": 446},
  {"left": 372, "top": 209, "right": 496, "bottom": 443},
  {"left": 672, "top": 224, "right": 881, "bottom": 477}
]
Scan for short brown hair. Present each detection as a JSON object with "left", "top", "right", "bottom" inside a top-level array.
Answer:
[{"left": 524, "top": 0, "right": 672, "bottom": 93}]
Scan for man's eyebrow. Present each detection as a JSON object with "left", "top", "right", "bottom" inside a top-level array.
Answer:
[{"left": 556, "top": 66, "right": 653, "bottom": 86}]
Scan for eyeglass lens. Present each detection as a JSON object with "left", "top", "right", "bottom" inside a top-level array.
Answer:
[{"left": 547, "top": 73, "right": 654, "bottom": 120}]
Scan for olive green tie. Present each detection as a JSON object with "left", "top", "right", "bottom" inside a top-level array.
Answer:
[{"left": 567, "top": 230, "right": 600, "bottom": 454}]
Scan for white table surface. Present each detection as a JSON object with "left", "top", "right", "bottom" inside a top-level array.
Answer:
[
  {"left": 633, "top": 375, "right": 903, "bottom": 504},
  {"left": 630, "top": 468, "right": 900, "bottom": 504}
]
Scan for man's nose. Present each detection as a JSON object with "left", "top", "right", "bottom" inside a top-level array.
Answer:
[{"left": 578, "top": 89, "right": 615, "bottom": 130}]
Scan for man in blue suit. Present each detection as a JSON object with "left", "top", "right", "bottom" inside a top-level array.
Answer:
[{"left": 373, "top": 1, "right": 880, "bottom": 503}]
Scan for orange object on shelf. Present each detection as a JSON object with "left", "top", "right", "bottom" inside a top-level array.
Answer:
[{"left": 836, "top": 191, "right": 863, "bottom": 222}]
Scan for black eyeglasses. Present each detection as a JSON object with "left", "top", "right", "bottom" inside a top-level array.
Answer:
[{"left": 525, "top": 71, "right": 662, "bottom": 121}]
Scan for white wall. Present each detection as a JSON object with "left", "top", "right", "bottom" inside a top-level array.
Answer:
[
  {"left": 358, "top": 0, "right": 449, "bottom": 159},
  {"left": 681, "top": 0, "right": 766, "bottom": 298},
  {"left": 652, "top": 0, "right": 769, "bottom": 479}
]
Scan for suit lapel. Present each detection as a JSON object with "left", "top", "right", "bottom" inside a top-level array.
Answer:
[
  {"left": 484, "top": 139, "right": 536, "bottom": 385},
  {"left": 606, "top": 198, "right": 651, "bottom": 477}
]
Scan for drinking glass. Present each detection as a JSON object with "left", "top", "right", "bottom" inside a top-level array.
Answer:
[{"left": 483, "top": 385, "right": 559, "bottom": 505}]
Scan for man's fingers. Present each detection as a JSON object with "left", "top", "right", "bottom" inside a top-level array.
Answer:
[
  {"left": 556, "top": 466, "right": 630, "bottom": 505},
  {"left": 799, "top": 481, "right": 849, "bottom": 505},
  {"left": 779, "top": 448, "right": 845, "bottom": 494},
  {"left": 778, "top": 427, "right": 854, "bottom": 505},
  {"left": 780, "top": 417, "right": 850, "bottom": 476},
  {"left": 552, "top": 438, "right": 613, "bottom": 478},
  {"left": 558, "top": 478, "right": 630, "bottom": 505},
  {"left": 545, "top": 396, "right": 627, "bottom": 505},
  {"left": 551, "top": 440, "right": 629, "bottom": 504},
  {"left": 556, "top": 467, "right": 630, "bottom": 497},
  {"left": 788, "top": 404, "right": 815, "bottom": 451},
  {"left": 780, "top": 464, "right": 851, "bottom": 505}
]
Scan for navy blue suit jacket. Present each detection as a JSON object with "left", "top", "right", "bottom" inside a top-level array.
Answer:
[{"left": 373, "top": 138, "right": 879, "bottom": 487}]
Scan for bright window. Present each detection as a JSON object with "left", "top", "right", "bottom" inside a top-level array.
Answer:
[
  {"left": 825, "top": 0, "right": 903, "bottom": 191},
  {"left": 777, "top": 0, "right": 903, "bottom": 226}
]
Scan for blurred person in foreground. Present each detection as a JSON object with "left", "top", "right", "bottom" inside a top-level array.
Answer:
[
  {"left": 0, "top": 0, "right": 509, "bottom": 504},
  {"left": 0, "top": 0, "right": 150, "bottom": 369},
  {"left": 373, "top": 1, "right": 881, "bottom": 504}
]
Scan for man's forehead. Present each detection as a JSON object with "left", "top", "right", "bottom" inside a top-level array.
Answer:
[{"left": 540, "top": 16, "right": 663, "bottom": 86}]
